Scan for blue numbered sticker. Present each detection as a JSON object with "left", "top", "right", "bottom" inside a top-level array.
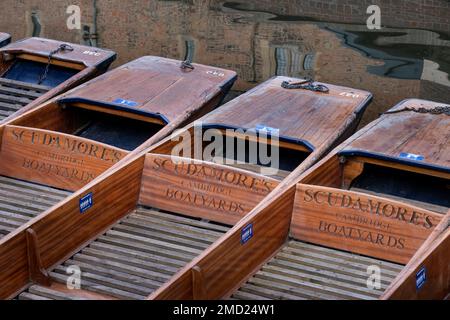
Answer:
[
  {"left": 416, "top": 267, "right": 426, "bottom": 290},
  {"left": 79, "top": 193, "right": 93, "bottom": 214},
  {"left": 241, "top": 223, "right": 254, "bottom": 245},
  {"left": 400, "top": 152, "right": 425, "bottom": 161},
  {"left": 256, "top": 124, "right": 279, "bottom": 134},
  {"left": 113, "top": 98, "right": 139, "bottom": 108}
]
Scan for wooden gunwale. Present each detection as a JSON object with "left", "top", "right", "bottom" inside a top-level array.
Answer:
[{"left": 0, "top": 37, "right": 117, "bottom": 123}]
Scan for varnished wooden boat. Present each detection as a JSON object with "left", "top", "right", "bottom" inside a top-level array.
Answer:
[
  {"left": 152, "top": 76, "right": 372, "bottom": 181},
  {"left": 0, "top": 151, "right": 277, "bottom": 299},
  {"left": 0, "top": 37, "right": 116, "bottom": 123},
  {"left": 0, "top": 33, "right": 11, "bottom": 48},
  {"left": 143, "top": 99, "right": 448, "bottom": 300},
  {"left": 0, "top": 56, "right": 236, "bottom": 244}
]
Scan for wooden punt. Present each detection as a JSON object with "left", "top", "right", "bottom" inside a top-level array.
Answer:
[
  {"left": 0, "top": 56, "right": 236, "bottom": 244},
  {"left": 151, "top": 76, "right": 372, "bottom": 181},
  {"left": 0, "top": 33, "right": 11, "bottom": 48},
  {"left": 0, "top": 37, "right": 116, "bottom": 123},
  {"left": 143, "top": 99, "right": 449, "bottom": 300},
  {"left": 0, "top": 150, "right": 278, "bottom": 299}
]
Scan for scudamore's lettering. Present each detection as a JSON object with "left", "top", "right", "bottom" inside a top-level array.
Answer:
[
  {"left": 152, "top": 158, "right": 275, "bottom": 194},
  {"left": 13, "top": 129, "right": 123, "bottom": 163},
  {"left": 304, "top": 189, "right": 435, "bottom": 229}
]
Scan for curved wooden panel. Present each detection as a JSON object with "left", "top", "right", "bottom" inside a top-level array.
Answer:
[
  {"left": 291, "top": 184, "right": 443, "bottom": 264},
  {"left": 0, "top": 125, "right": 127, "bottom": 191},
  {"left": 139, "top": 154, "right": 279, "bottom": 225}
]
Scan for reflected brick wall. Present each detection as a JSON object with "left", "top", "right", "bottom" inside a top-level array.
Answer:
[{"left": 1, "top": 0, "right": 449, "bottom": 124}]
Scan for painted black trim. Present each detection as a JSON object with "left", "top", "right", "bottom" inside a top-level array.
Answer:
[
  {"left": 200, "top": 123, "right": 315, "bottom": 152},
  {"left": 59, "top": 97, "right": 170, "bottom": 125},
  {"left": 0, "top": 35, "right": 11, "bottom": 48},
  {"left": 339, "top": 149, "right": 450, "bottom": 174},
  {"left": 95, "top": 52, "right": 117, "bottom": 71}
]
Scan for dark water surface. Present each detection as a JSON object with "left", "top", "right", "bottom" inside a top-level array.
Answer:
[{"left": 2, "top": 0, "right": 450, "bottom": 125}]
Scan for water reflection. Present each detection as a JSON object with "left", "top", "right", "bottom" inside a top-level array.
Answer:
[{"left": 1, "top": 0, "right": 450, "bottom": 125}]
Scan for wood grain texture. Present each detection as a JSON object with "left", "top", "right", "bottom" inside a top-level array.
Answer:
[
  {"left": 59, "top": 56, "right": 237, "bottom": 123},
  {"left": 139, "top": 154, "right": 279, "bottom": 225},
  {"left": 342, "top": 99, "right": 450, "bottom": 171},
  {"left": 0, "top": 125, "right": 127, "bottom": 191},
  {"left": 0, "top": 156, "right": 144, "bottom": 299},
  {"left": 0, "top": 37, "right": 116, "bottom": 68},
  {"left": 291, "top": 184, "right": 443, "bottom": 264},
  {"left": 381, "top": 211, "right": 449, "bottom": 299},
  {"left": 383, "top": 228, "right": 449, "bottom": 300},
  {"left": 199, "top": 76, "right": 371, "bottom": 149},
  {"left": 150, "top": 186, "right": 296, "bottom": 300}
]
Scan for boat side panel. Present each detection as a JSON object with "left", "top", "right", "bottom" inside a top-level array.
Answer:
[
  {"left": 0, "top": 125, "right": 128, "bottom": 191},
  {"left": 383, "top": 228, "right": 449, "bottom": 300},
  {"left": 139, "top": 154, "right": 279, "bottom": 225},
  {"left": 150, "top": 186, "right": 295, "bottom": 300},
  {"left": 291, "top": 184, "right": 443, "bottom": 264}
]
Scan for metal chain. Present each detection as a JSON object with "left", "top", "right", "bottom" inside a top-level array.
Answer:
[
  {"left": 38, "top": 43, "right": 74, "bottom": 84},
  {"left": 384, "top": 105, "right": 450, "bottom": 116},
  {"left": 281, "top": 78, "right": 329, "bottom": 93}
]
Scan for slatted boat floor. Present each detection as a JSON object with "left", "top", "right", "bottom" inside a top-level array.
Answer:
[
  {"left": 0, "top": 176, "right": 70, "bottom": 239},
  {"left": 0, "top": 78, "right": 51, "bottom": 121},
  {"left": 18, "top": 206, "right": 230, "bottom": 300},
  {"left": 233, "top": 240, "right": 404, "bottom": 300}
]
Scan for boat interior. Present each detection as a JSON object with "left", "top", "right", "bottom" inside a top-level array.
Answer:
[
  {"left": 0, "top": 152, "right": 278, "bottom": 300},
  {"left": 0, "top": 37, "right": 116, "bottom": 122},
  {"left": 0, "top": 56, "right": 236, "bottom": 241},
  {"left": 151, "top": 76, "right": 373, "bottom": 181}
]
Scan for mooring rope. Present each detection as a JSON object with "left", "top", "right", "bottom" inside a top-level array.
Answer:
[
  {"left": 281, "top": 78, "right": 329, "bottom": 93},
  {"left": 38, "top": 43, "right": 74, "bottom": 84}
]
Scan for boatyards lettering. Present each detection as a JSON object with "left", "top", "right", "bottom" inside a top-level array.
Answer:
[
  {"left": 303, "top": 189, "right": 435, "bottom": 229},
  {"left": 318, "top": 220, "right": 406, "bottom": 249},
  {"left": 12, "top": 128, "right": 123, "bottom": 163},
  {"left": 22, "top": 157, "right": 96, "bottom": 183},
  {"left": 151, "top": 157, "right": 275, "bottom": 194},
  {"left": 166, "top": 188, "right": 245, "bottom": 215}
]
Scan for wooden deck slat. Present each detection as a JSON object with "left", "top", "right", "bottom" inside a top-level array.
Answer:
[
  {"left": 0, "top": 78, "right": 51, "bottom": 92},
  {"left": 18, "top": 206, "right": 230, "bottom": 300},
  {"left": 0, "top": 101, "right": 22, "bottom": 111},
  {"left": 0, "top": 93, "right": 33, "bottom": 105},
  {"left": 0, "top": 84, "right": 42, "bottom": 99},
  {"left": 0, "top": 176, "right": 70, "bottom": 238},
  {"left": 233, "top": 240, "right": 403, "bottom": 300}
]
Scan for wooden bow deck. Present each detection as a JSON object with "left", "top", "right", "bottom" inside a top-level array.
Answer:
[
  {"left": 0, "top": 37, "right": 116, "bottom": 123},
  {"left": 151, "top": 76, "right": 372, "bottom": 182}
]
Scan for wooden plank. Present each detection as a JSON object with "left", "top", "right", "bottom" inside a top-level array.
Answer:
[
  {"left": 150, "top": 185, "right": 296, "bottom": 300},
  {"left": 139, "top": 154, "right": 279, "bottom": 225},
  {"left": 0, "top": 78, "right": 51, "bottom": 92},
  {"left": 0, "top": 84, "right": 42, "bottom": 99},
  {"left": 0, "top": 125, "right": 128, "bottom": 191},
  {"left": 291, "top": 184, "right": 443, "bottom": 264},
  {"left": 0, "top": 93, "right": 31, "bottom": 105}
]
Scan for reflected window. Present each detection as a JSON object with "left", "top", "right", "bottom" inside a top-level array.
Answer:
[
  {"left": 184, "top": 39, "right": 195, "bottom": 62},
  {"left": 303, "top": 54, "right": 315, "bottom": 71},
  {"left": 275, "top": 47, "right": 289, "bottom": 76}
]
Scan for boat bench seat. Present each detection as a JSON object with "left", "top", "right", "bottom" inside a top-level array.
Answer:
[
  {"left": 0, "top": 176, "right": 70, "bottom": 239},
  {"left": 18, "top": 206, "right": 231, "bottom": 300},
  {"left": 233, "top": 240, "right": 404, "bottom": 300},
  {"left": 0, "top": 78, "right": 51, "bottom": 121}
]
